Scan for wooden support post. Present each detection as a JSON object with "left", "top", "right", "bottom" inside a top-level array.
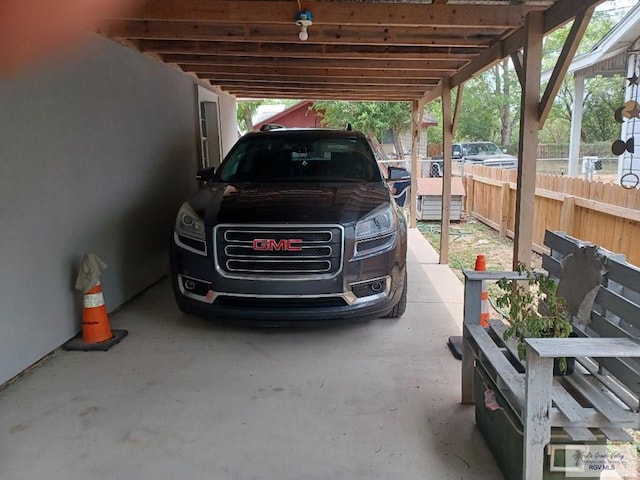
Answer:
[
  {"left": 523, "top": 347, "right": 553, "bottom": 480},
  {"left": 500, "top": 182, "right": 510, "bottom": 237},
  {"left": 462, "top": 277, "right": 482, "bottom": 404},
  {"left": 440, "top": 80, "right": 453, "bottom": 264},
  {"left": 410, "top": 100, "right": 422, "bottom": 228},
  {"left": 513, "top": 11, "right": 543, "bottom": 269}
]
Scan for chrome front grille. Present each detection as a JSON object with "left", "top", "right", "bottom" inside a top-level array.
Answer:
[{"left": 215, "top": 225, "right": 343, "bottom": 278}]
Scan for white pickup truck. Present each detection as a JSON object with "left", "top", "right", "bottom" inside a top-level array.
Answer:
[{"left": 430, "top": 141, "right": 517, "bottom": 176}]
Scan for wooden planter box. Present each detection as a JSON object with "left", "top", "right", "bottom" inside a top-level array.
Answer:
[{"left": 474, "top": 362, "right": 605, "bottom": 480}]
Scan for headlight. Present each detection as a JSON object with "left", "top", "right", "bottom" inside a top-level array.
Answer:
[
  {"left": 175, "top": 202, "right": 205, "bottom": 240},
  {"left": 355, "top": 203, "right": 396, "bottom": 240}
]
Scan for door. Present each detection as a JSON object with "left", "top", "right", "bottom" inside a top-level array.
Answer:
[{"left": 199, "top": 100, "right": 222, "bottom": 169}]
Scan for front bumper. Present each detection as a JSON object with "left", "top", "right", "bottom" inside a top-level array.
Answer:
[
  {"left": 173, "top": 273, "right": 402, "bottom": 325},
  {"left": 170, "top": 223, "right": 407, "bottom": 324}
]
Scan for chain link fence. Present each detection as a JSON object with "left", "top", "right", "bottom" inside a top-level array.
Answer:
[{"left": 535, "top": 142, "right": 618, "bottom": 179}]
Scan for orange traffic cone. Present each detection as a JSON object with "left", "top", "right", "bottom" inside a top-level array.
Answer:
[
  {"left": 475, "top": 254, "right": 490, "bottom": 327},
  {"left": 63, "top": 282, "right": 128, "bottom": 351},
  {"left": 81, "top": 283, "right": 113, "bottom": 343}
]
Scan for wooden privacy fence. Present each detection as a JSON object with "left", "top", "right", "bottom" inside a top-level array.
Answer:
[{"left": 463, "top": 165, "right": 640, "bottom": 266}]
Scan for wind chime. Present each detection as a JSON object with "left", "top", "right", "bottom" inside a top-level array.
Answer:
[{"left": 613, "top": 52, "right": 640, "bottom": 189}]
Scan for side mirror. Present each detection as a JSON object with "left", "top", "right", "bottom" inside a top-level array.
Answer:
[
  {"left": 387, "top": 167, "right": 411, "bottom": 182},
  {"left": 196, "top": 167, "right": 216, "bottom": 182}
]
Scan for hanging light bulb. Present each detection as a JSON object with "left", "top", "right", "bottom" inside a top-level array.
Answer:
[
  {"left": 299, "top": 25, "right": 309, "bottom": 41},
  {"left": 295, "top": 9, "right": 313, "bottom": 42}
]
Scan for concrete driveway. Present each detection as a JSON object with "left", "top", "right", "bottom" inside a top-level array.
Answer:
[{"left": 0, "top": 229, "right": 503, "bottom": 480}]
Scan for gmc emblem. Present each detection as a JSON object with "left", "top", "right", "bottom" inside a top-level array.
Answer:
[{"left": 252, "top": 238, "right": 303, "bottom": 252}]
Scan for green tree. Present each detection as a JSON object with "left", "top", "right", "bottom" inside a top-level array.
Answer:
[
  {"left": 313, "top": 101, "right": 411, "bottom": 159},
  {"left": 581, "top": 76, "right": 625, "bottom": 142},
  {"left": 437, "top": 8, "right": 623, "bottom": 148},
  {"left": 540, "top": 9, "right": 621, "bottom": 143},
  {"left": 236, "top": 100, "right": 263, "bottom": 133},
  {"left": 456, "top": 74, "right": 506, "bottom": 144}
]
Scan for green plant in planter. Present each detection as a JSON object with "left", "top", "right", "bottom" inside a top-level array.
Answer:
[{"left": 495, "top": 263, "right": 573, "bottom": 373}]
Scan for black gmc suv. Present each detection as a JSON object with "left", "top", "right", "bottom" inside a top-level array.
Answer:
[{"left": 170, "top": 128, "right": 409, "bottom": 325}]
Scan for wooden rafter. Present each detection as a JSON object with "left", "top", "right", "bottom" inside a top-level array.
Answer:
[
  {"left": 115, "top": 1, "right": 542, "bottom": 28},
  {"left": 194, "top": 65, "right": 442, "bottom": 79},
  {"left": 538, "top": 5, "right": 595, "bottom": 127},
  {"left": 101, "top": 1, "right": 599, "bottom": 102},
  {"left": 170, "top": 56, "right": 464, "bottom": 72},
  {"left": 105, "top": 20, "right": 502, "bottom": 48}
]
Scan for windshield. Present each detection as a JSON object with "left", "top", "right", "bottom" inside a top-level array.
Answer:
[
  {"left": 216, "top": 133, "right": 382, "bottom": 183},
  {"left": 463, "top": 143, "right": 502, "bottom": 156}
]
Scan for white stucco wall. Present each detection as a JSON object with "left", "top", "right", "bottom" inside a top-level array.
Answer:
[{"left": 0, "top": 36, "right": 237, "bottom": 384}]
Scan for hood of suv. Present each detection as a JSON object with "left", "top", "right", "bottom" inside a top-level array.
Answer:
[{"left": 189, "top": 182, "right": 390, "bottom": 225}]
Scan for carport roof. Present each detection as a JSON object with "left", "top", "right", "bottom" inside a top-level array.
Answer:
[{"left": 100, "top": 0, "right": 603, "bottom": 101}]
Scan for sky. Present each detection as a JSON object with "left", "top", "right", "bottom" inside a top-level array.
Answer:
[{"left": 597, "top": 0, "right": 638, "bottom": 14}]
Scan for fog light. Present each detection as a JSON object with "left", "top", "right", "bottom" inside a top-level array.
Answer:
[
  {"left": 351, "top": 277, "right": 390, "bottom": 298},
  {"left": 180, "top": 275, "right": 211, "bottom": 297}
]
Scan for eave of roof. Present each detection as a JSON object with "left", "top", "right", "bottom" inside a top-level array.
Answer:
[{"left": 542, "top": 2, "right": 640, "bottom": 80}]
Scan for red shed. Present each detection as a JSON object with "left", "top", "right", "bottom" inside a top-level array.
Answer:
[{"left": 253, "top": 101, "right": 325, "bottom": 131}]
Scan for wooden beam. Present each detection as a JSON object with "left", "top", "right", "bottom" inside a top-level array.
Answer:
[
  {"left": 452, "top": 83, "right": 464, "bottom": 136},
  {"left": 194, "top": 65, "right": 443, "bottom": 80},
  {"left": 410, "top": 100, "right": 422, "bottom": 228},
  {"left": 440, "top": 78, "right": 453, "bottom": 265},
  {"left": 105, "top": 20, "right": 500, "bottom": 47},
  {"left": 139, "top": 41, "right": 482, "bottom": 60},
  {"left": 513, "top": 11, "right": 544, "bottom": 269},
  {"left": 511, "top": 50, "right": 524, "bottom": 86},
  {"left": 226, "top": 91, "right": 420, "bottom": 100},
  {"left": 538, "top": 6, "right": 595, "bottom": 127},
  {"left": 166, "top": 55, "right": 465, "bottom": 72},
  {"left": 159, "top": 49, "right": 476, "bottom": 62},
  {"left": 209, "top": 78, "right": 438, "bottom": 88},
  {"left": 217, "top": 86, "right": 426, "bottom": 95},
  {"left": 418, "top": 82, "right": 443, "bottom": 107},
  {"left": 190, "top": 62, "right": 456, "bottom": 76},
  {"left": 118, "top": 1, "right": 541, "bottom": 28}
]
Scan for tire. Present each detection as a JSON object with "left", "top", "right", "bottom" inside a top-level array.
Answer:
[{"left": 385, "top": 270, "right": 407, "bottom": 318}]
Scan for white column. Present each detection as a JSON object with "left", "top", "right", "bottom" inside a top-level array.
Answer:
[
  {"left": 619, "top": 47, "right": 640, "bottom": 187},
  {"left": 568, "top": 74, "right": 585, "bottom": 178}
]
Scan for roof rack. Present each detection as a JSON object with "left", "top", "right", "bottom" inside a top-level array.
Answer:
[{"left": 259, "top": 123, "right": 285, "bottom": 131}]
